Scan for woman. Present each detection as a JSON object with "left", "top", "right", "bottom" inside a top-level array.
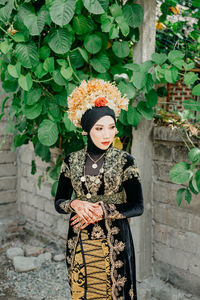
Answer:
[{"left": 55, "top": 79, "right": 144, "bottom": 300}]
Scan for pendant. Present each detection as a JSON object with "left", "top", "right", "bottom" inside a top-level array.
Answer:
[
  {"left": 100, "top": 168, "right": 104, "bottom": 173},
  {"left": 90, "top": 176, "right": 95, "bottom": 182},
  {"left": 92, "top": 163, "right": 98, "bottom": 169},
  {"left": 86, "top": 193, "right": 92, "bottom": 199},
  {"left": 81, "top": 176, "right": 85, "bottom": 182},
  {"left": 95, "top": 178, "right": 100, "bottom": 184}
]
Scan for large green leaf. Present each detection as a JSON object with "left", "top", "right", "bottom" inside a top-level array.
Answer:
[
  {"left": 7, "top": 63, "right": 21, "bottom": 78},
  {"left": 84, "top": 34, "right": 102, "bottom": 54},
  {"left": 116, "top": 15, "right": 129, "bottom": 37},
  {"left": 151, "top": 53, "right": 167, "bottom": 65},
  {"left": 0, "top": 0, "right": 14, "bottom": 22},
  {"left": 61, "top": 67, "right": 73, "bottom": 80},
  {"left": 188, "top": 148, "right": 200, "bottom": 164},
  {"left": 73, "top": 15, "right": 88, "bottom": 35},
  {"left": 48, "top": 103, "right": 62, "bottom": 121},
  {"left": 146, "top": 89, "right": 158, "bottom": 108},
  {"left": 91, "top": 53, "right": 110, "bottom": 73},
  {"left": 184, "top": 72, "right": 198, "bottom": 86},
  {"left": 23, "top": 88, "right": 42, "bottom": 105},
  {"left": 192, "top": 0, "right": 200, "bottom": 7},
  {"left": 169, "top": 162, "right": 193, "bottom": 184},
  {"left": 118, "top": 82, "right": 136, "bottom": 99},
  {"left": 18, "top": 73, "right": 33, "bottom": 91},
  {"left": 55, "top": 91, "right": 67, "bottom": 107},
  {"left": 192, "top": 84, "right": 200, "bottom": 96},
  {"left": 176, "top": 188, "right": 186, "bottom": 206},
  {"left": 15, "top": 42, "right": 39, "bottom": 68},
  {"left": 164, "top": 67, "right": 178, "bottom": 83},
  {"left": 123, "top": 63, "right": 140, "bottom": 72},
  {"left": 112, "top": 41, "right": 130, "bottom": 58},
  {"left": 127, "top": 106, "right": 142, "bottom": 128},
  {"left": 33, "top": 139, "right": 51, "bottom": 162},
  {"left": 0, "top": 40, "right": 13, "bottom": 55},
  {"left": 24, "top": 102, "right": 42, "bottom": 119},
  {"left": 133, "top": 72, "right": 147, "bottom": 89},
  {"left": 83, "top": 0, "right": 109, "bottom": 14},
  {"left": 19, "top": 5, "right": 47, "bottom": 36},
  {"left": 49, "top": 0, "right": 75, "bottom": 26},
  {"left": 168, "top": 50, "right": 184, "bottom": 63},
  {"left": 39, "top": 46, "right": 51, "bottom": 60},
  {"left": 34, "top": 63, "right": 48, "bottom": 79},
  {"left": 69, "top": 49, "right": 85, "bottom": 68},
  {"left": 63, "top": 112, "right": 76, "bottom": 131},
  {"left": 38, "top": 119, "right": 59, "bottom": 146},
  {"left": 43, "top": 57, "right": 55, "bottom": 73},
  {"left": 110, "top": 3, "right": 122, "bottom": 18},
  {"left": 53, "top": 70, "right": 68, "bottom": 86},
  {"left": 183, "top": 99, "right": 200, "bottom": 111},
  {"left": 137, "top": 101, "right": 154, "bottom": 120},
  {"left": 48, "top": 29, "right": 72, "bottom": 54},
  {"left": 123, "top": 4, "right": 143, "bottom": 29}
]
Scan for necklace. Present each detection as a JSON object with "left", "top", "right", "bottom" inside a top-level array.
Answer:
[
  {"left": 81, "top": 163, "right": 104, "bottom": 199},
  {"left": 87, "top": 152, "right": 105, "bottom": 169}
]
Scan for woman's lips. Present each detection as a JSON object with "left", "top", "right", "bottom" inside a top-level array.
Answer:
[{"left": 101, "top": 141, "right": 110, "bottom": 145}]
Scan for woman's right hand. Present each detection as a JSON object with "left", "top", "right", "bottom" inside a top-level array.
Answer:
[{"left": 70, "top": 199, "right": 101, "bottom": 224}]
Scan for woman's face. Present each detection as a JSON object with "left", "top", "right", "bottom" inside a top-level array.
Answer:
[{"left": 90, "top": 115, "right": 117, "bottom": 150}]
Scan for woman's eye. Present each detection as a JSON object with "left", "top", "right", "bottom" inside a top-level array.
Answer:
[
  {"left": 110, "top": 126, "right": 115, "bottom": 129},
  {"left": 95, "top": 127, "right": 103, "bottom": 131}
]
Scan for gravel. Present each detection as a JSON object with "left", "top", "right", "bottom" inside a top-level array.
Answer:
[{"left": 0, "top": 232, "right": 71, "bottom": 300}]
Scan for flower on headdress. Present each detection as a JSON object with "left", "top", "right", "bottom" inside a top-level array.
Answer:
[{"left": 94, "top": 97, "right": 108, "bottom": 107}]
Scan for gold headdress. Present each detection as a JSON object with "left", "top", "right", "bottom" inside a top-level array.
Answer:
[{"left": 67, "top": 79, "right": 129, "bottom": 127}]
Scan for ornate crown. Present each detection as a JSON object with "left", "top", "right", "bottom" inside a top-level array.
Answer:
[{"left": 67, "top": 79, "right": 129, "bottom": 127}]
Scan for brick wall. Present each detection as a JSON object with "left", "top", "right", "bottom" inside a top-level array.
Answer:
[{"left": 153, "top": 126, "right": 200, "bottom": 297}]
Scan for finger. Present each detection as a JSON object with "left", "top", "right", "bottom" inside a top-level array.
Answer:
[
  {"left": 71, "top": 217, "right": 81, "bottom": 226},
  {"left": 73, "top": 220, "right": 88, "bottom": 229},
  {"left": 80, "top": 222, "right": 90, "bottom": 229},
  {"left": 70, "top": 214, "right": 79, "bottom": 221}
]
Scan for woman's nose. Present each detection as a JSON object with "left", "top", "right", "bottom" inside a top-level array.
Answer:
[{"left": 103, "top": 128, "right": 110, "bottom": 138}]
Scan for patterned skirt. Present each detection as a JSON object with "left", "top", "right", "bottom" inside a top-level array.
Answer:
[{"left": 72, "top": 230, "right": 111, "bottom": 300}]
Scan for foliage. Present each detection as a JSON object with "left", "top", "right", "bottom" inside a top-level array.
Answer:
[
  {"left": 0, "top": 0, "right": 199, "bottom": 205},
  {"left": 156, "top": 0, "right": 200, "bottom": 61}
]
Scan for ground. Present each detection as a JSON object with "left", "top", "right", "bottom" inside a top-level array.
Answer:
[{"left": 0, "top": 231, "right": 71, "bottom": 300}]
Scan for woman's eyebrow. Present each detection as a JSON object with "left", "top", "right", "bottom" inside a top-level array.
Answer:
[{"left": 95, "top": 123, "right": 115, "bottom": 126}]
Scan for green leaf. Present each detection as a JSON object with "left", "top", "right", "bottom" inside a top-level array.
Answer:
[
  {"left": 170, "top": 162, "right": 193, "bottom": 184},
  {"left": 91, "top": 53, "right": 110, "bottom": 73},
  {"left": 24, "top": 102, "right": 42, "bottom": 119},
  {"left": 176, "top": 188, "right": 186, "bottom": 206},
  {"left": 63, "top": 112, "right": 76, "bottom": 131},
  {"left": 53, "top": 70, "right": 68, "bottom": 86},
  {"left": 172, "top": 59, "right": 184, "bottom": 70},
  {"left": 0, "top": 0, "right": 14, "bottom": 22},
  {"left": 189, "top": 178, "right": 199, "bottom": 195},
  {"left": 123, "top": 4, "right": 143, "bottom": 29},
  {"left": 192, "top": 0, "right": 200, "bottom": 7},
  {"left": 116, "top": 15, "right": 129, "bottom": 37},
  {"left": 112, "top": 41, "right": 130, "bottom": 58},
  {"left": 188, "top": 148, "right": 200, "bottom": 163},
  {"left": 49, "top": 0, "right": 75, "bottom": 26},
  {"left": 146, "top": 89, "right": 158, "bottom": 108},
  {"left": 34, "top": 139, "right": 51, "bottom": 162},
  {"left": 48, "top": 103, "right": 62, "bottom": 121},
  {"left": 38, "top": 119, "right": 59, "bottom": 146},
  {"left": 39, "top": 46, "right": 51, "bottom": 60},
  {"left": 2, "top": 80, "right": 18, "bottom": 93},
  {"left": 195, "top": 170, "right": 200, "bottom": 192},
  {"left": 192, "top": 84, "right": 200, "bottom": 96},
  {"left": 55, "top": 91, "right": 67, "bottom": 107},
  {"left": 185, "top": 190, "right": 192, "bottom": 204},
  {"left": 151, "top": 53, "right": 167, "bottom": 65},
  {"left": 0, "top": 40, "right": 13, "bottom": 54},
  {"left": 123, "top": 63, "right": 140, "bottom": 72},
  {"left": 73, "top": 15, "right": 88, "bottom": 35},
  {"left": 137, "top": 101, "right": 154, "bottom": 120},
  {"left": 7, "top": 63, "right": 21, "bottom": 78},
  {"left": 15, "top": 42, "right": 39, "bottom": 68},
  {"left": 118, "top": 109, "right": 129, "bottom": 126},
  {"left": 43, "top": 57, "right": 55, "bottom": 73},
  {"left": 23, "top": 88, "right": 42, "bottom": 105},
  {"left": 83, "top": 0, "right": 109, "bottom": 14},
  {"left": 183, "top": 62, "right": 195, "bottom": 71},
  {"left": 51, "top": 181, "right": 58, "bottom": 197},
  {"left": 101, "top": 14, "right": 113, "bottom": 32},
  {"left": 140, "top": 61, "right": 154, "bottom": 72},
  {"left": 77, "top": 47, "right": 88, "bottom": 62},
  {"left": 12, "top": 32, "right": 27, "bottom": 43},
  {"left": 48, "top": 29, "right": 72, "bottom": 54},
  {"left": 69, "top": 49, "right": 85, "bottom": 68},
  {"left": 118, "top": 82, "right": 136, "bottom": 99},
  {"left": 84, "top": 34, "right": 102, "bottom": 54},
  {"left": 19, "top": 5, "right": 47, "bottom": 36},
  {"left": 127, "top": 106, "right": 142, "bottom": 128},
  {"left": 168, "top": 50, "right": 184, "bottom": 63},
  {"left": 34, "top": 63, "right": 48, "bottom": 79},
  {"left": 183, "top": 99, "right": 200, "bottom": 111},
  {"left": 61, "top": 67, "right": 73, "bottom": 80},
  {"left": 110, "top": 3, "right": 122, "bottom": 17},
  {"left": 184, "top": 72, "right": 198, "bottom": 86},
  {"left": 109, "top": 26, "right": 119, "bottom": 39},
  {"left": 165, "top": 67, "right": 178, "bottom": 83},
  {"left": 133, "top": 72, "right": 147, "bottom": 89},
  {"left": 18, "top": 73, "right": 33, "bottom": 91},
  {"left": 13, "top": 134, "right": 29, "bottom": 147}
]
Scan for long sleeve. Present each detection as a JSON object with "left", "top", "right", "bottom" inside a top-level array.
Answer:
[
  {"left": 101, "top": 153, "right": 144, "bottom": 219},
  {"left": 54, "top": 155, "right": 74, "bottom": 214}
]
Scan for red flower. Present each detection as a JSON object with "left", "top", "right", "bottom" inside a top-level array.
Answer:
[{"left": 94, "top": 97, "right": 108, "bottom": 107}]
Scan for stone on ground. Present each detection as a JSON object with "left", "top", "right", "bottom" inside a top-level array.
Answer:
[
  {"left": 37, "top": 252, "right": 52, "bottom": 264},
  {"left": 6, "top": 247, "right": 24, "bottom": 260},
  {"left": 13, "top": 256, "right": 40, "bottom": 272},
  {"left": 53, "top": 254, "right": 65, "bottom": 262},
  {"left": 24, "top": 245, "right": 45, "bottom": 257}
]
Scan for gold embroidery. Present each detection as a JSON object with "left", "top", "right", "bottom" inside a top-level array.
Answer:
[
  {"left": 103, "top": 203, "right": 125, "bottom": 219},
  {"left": 59, "top": 199, "right": 74, "bottom": 213},
  {"left": 91, "top": 223, "right": 106, "bottom": 239},
  {"left": 123, "top": 162, "right": 141, "bottom": 182},
  {"left": 60, "top": 160, "right": 71, "bottom": 178}
]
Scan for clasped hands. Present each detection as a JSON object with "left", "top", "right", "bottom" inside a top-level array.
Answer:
[{"left": 70, "top": 199, "right": 103, "bottom": 230}]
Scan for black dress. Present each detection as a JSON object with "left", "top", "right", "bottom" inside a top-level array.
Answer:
[{"left": 55, "top": 146, "right": 144, "bottom": 300}]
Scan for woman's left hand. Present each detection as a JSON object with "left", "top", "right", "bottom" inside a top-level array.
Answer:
[{"left": 70, "top": 202, "right": 103, "bottom": 229}]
